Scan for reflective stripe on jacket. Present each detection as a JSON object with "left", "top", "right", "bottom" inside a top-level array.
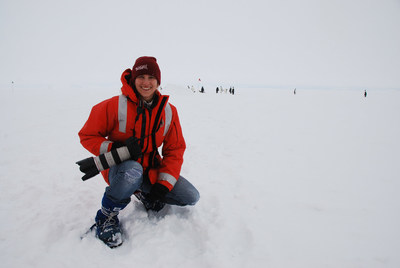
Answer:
[{"left": 78, "top": 69, "right": 186, "bottom": 190}]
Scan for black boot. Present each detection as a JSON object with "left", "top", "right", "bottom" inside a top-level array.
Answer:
[{"left": 95, "top": 194, "right": 126, "bottom": 248}]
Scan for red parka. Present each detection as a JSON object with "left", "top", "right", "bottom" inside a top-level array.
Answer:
[{"left": 78, "top": 69, "right": 186, "bottom": 191}]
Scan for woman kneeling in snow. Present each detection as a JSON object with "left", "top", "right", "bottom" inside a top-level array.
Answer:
[{"left": 78, "top": 56, "right": 199, "bottom": 248}]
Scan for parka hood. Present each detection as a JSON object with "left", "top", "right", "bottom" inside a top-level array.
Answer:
[{"left": 120, "top": 69, "right": 139, "bottom": 102}]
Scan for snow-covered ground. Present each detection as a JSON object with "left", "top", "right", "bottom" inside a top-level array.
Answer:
[{"left": 1, "top": 85, "right": 399, "bottom": 267}]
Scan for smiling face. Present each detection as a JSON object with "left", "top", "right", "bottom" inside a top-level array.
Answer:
[{"left": 134, "top": 74, "right": 159, "bottom": 102}]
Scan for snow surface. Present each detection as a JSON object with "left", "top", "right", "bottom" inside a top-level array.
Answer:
[{"left": 1, "top": 85, "right": 400, "bottom": 267}]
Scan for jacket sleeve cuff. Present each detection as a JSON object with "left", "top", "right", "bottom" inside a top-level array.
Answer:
[
  {"left": 100, "top": 141, "right": 113, "bottom": 154},
  {"left": 157, "top": 172, "right": 178, "bottom": 191}
]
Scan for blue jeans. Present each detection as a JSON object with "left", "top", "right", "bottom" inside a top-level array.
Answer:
[{"left": 105, "top": 160, "right": 200, "bottom": 207}]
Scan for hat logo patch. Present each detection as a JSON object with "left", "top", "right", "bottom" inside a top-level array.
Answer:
[{"left": 135, "top": 64, "right": 148, "bottom": 71}]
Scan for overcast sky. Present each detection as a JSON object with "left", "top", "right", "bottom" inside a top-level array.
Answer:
[{"left": 1, "top": 0, "right": 399, "bottom": 90}]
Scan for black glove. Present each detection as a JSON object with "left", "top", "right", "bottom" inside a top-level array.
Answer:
[
  {"left": 134, "top": 190, "right": 166, "bottom": 212},
  {"left": 125, "top": 137, "right": 142, "bottom": 161},
  {"left": 149, "top": 183, "right": 169, "bottom": 202},
  {"left": 111, "top": 141, "right": 124, "bottom": 150},
  {"left": 147, "top": 183, "right": 169, "bottom": 212}
]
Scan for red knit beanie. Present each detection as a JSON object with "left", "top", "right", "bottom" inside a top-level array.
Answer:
[{"left": 131, "top": 56, "right": 161, "bottom": 85}]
